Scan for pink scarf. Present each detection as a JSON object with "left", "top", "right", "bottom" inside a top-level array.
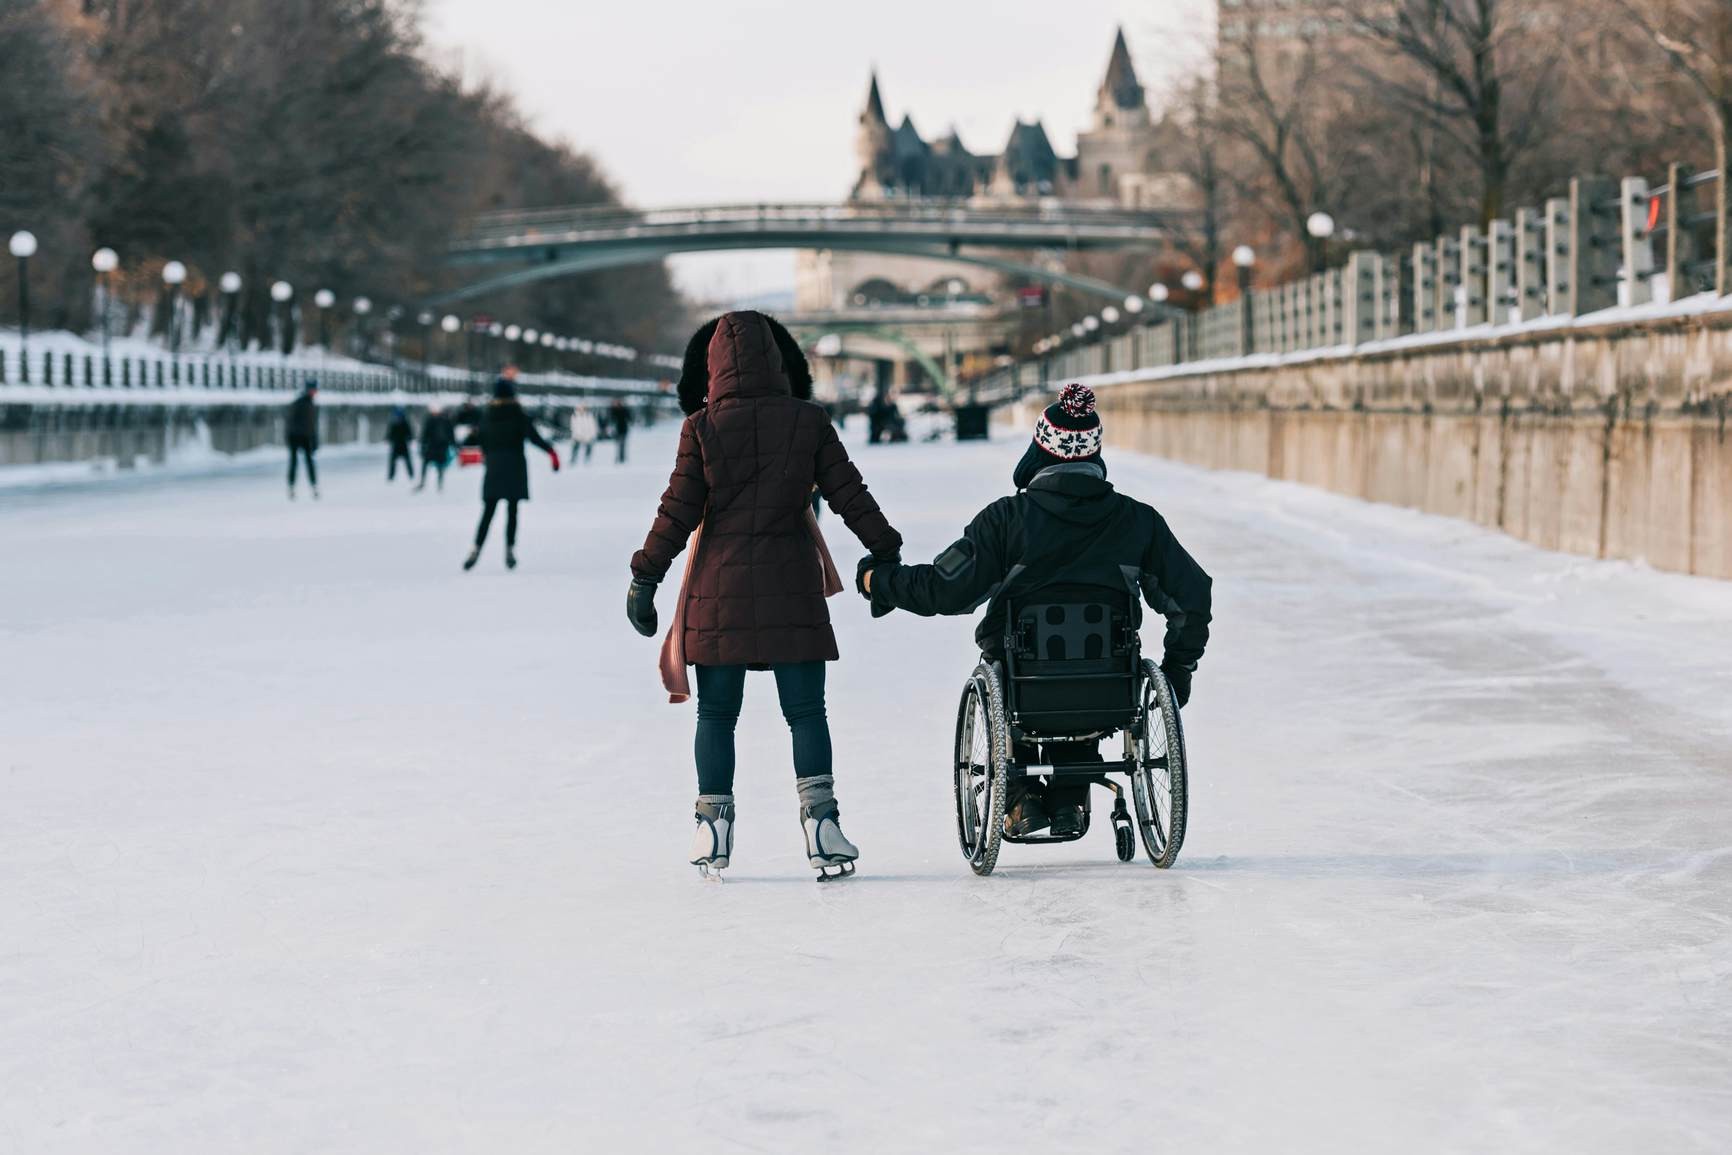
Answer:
[{"left": 659, "top": 507, "right": 845, "bottom": 703}]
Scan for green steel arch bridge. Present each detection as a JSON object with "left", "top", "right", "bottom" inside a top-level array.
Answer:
[{"left": 431, "top": 200, "right": 1177, "bottom": 306}]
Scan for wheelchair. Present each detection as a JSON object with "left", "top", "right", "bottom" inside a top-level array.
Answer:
[{"left": 952, "top": 589, "right": 1188, "bottom": 877}]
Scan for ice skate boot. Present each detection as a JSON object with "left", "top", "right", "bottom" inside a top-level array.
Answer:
[
  {"left": 462, "top": 546, "right": 480, "bottom": 571},
  {"left": 797, "top": 775, "right": 858, "bottom": 881},
  {"left": 505, "top": 547, "right": 517, "bottom": 570},
  {"left": 691, "top": 795, "right": 734, "bottom": 878}
]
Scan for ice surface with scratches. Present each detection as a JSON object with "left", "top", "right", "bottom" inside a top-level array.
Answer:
[{"left": 2, "top": 425, "right": 1731, "bottom": 1153}]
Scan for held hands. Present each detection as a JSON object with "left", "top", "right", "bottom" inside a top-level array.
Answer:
[
  {"left": 857, "top": 554, "right": 897, "bottom": 618},
  {"left": 1158, "top": 658, "right": 1193, "bottom": 709},
  {"left": 626, "top": 578, "right": 659, "bottom": 637},
  {"left": 855, "top": 556, "right": 877, "bottom": 598}
]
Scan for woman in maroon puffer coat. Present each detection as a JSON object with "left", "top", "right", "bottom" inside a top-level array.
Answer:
[{"left": 628, "top": 311, "right": 902, "bottom": 879}]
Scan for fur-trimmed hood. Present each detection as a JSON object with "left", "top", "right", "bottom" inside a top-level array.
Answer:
[{"left": 677, "top": 311, "right": 813, "bottom": 415}]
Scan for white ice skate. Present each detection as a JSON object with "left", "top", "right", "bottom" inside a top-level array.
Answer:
[
  {"left": 690, "top": 796, "right": 734, "bottom": 879},
  {"left": 797, "top": 776, "right": 858, "bottom": 881}
]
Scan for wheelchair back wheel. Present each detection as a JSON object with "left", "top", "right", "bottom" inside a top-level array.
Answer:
[
  {"left": 953, "top": 663, "right": 1008, "bottom": 876},
  {"left": 1131, "top": 660, "right": 1188, "bottom": 868}
]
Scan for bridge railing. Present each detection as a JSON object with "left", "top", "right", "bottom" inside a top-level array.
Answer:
[
  {"left": 453, "top": 199, "right": 1179, "bottom": 251},
  {"left": 0, "top": 343, "right": 669, "bottom": 400},
  {"left": 974, "top": 162, "right": 1727, "bottom": 399}
]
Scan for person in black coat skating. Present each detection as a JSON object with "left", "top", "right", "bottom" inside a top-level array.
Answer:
[
  {"left": 463, "top": 368, "right": 559, "bottom": 570},
  {"left": 385, "top": 405, "right": 415, "bottom": 483},
  {"left": 608, "top": 397, "right": 632, "bottom": 464},
  {"left": 286, "top": 380, "right": 319, "bottom": 499},
  {"left": 416, "top": 404, "right": 456, "bottom": 492},
  {"left": 860, "top": 383, "right": 1212, "bottom": 839}
]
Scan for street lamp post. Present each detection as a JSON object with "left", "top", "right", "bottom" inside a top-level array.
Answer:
[
  {"left": 440, "top": 313, "right": 460, "bottom": 371},
  {"left": 1179, "top": 274, "right": 1205, "bottom": 363},
  {"left": 218, "top": 271, "right": 242, "bottom": 353},
  {"left": 1232, "top": 244, "right": 1257, "bottom": 354},
  {"left": 417, "top": 310, "right": 434, "bottom": 381},
  {"left": 313, "top": 289, "right": 335, "bottom": 352},
  {"left": 10, "top": 231, "right": 38, "bottom": 383},
  {"left": 270, "top": 280, "right": 294, "bottom": 355},
  {"left": 92, "top": 248, "right": 119, "bottom": 358},
  {"left": 1307, "top": 211, "right": 1336, "bottom": 273},
  {"left": 161, "top": 261, "right": 187, "bottom": 356},
  {"left": 353, "top": 296, "right": 373, "bottom": 360}
]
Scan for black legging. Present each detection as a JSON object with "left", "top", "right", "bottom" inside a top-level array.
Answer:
[
  {"left": 693, "top": 662, "right": 831, "bottom": 795},
  {"left": 287, "top": 437, "right": 317, "bottom": 488},
  {"left": 417, "top": 455, "right": 447, "bottom": 491},
  {"left": 388, "top": 445, "right": 414, "bottom": 481},
  {"left": 474, "top": 498, "right": 519, "bottom": 548}
]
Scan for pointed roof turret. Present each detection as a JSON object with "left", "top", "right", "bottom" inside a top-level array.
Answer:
[
  {"left": 863, "top": 70, "right": 888, "bottom": 125},
  {"left": 1100, "top": 26, "right": 1144, "bottom": 111},
  {"left": 893, "top": 113, "right": 928, "bottom": 160}
]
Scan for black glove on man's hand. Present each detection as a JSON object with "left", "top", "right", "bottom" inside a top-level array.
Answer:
[
  {"left": 855, "top": 555, "right": 877, "bottom": 599},
  {"left": 1159, "top": 659, "right": 1193, "bottom": 709},
  {"left": 626, "top": 578, "right": 659, "bottom": 638}
]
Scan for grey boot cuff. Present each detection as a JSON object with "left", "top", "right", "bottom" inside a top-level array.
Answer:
[
  {"left": 796, "top": 775, "right": 838, "bottom": 819},
  {"left": 696, "top": 793, "right": 734, "bottom": 819}
]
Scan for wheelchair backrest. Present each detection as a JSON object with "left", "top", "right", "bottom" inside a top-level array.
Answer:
[{"left": 1002, "top": 586, "right": 1139, "bottom": 736}]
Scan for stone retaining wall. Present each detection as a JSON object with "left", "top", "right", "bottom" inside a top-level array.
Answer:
[{"left": 1007, "top": 310, "right": 1732, "bottom": 580}]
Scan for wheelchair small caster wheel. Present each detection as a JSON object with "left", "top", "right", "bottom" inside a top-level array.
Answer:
[{"left": 1111, "top": 799, "right": 1135, "bottom": 862}]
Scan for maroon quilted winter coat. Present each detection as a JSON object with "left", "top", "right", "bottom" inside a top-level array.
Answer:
[{"left": 631, "top": 312, "right": 902, "bottom": 666}]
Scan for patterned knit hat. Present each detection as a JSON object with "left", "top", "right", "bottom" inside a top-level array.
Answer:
[{"left": 1032, "top": 384, "right": 1102, "bottom": 461}]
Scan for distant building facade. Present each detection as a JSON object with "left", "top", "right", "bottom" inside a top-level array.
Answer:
[
  {"left": 798, "top": 29, "right": 1184, "bottom": 392},
  {"left": 847, "top": 28, "right": 1170, "bottom": 209}
]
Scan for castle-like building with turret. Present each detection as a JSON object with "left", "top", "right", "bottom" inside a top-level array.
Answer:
[
  {"left": 796, "top": 29, "right": 1184, "bottom": 390},
  {"left": 849, "top": 28, "right": 1170, "bottom": 207}
]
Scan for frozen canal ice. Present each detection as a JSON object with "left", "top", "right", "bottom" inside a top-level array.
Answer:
[{"left": 3, "top": 423, "right": 1731, "bottom": 1152}]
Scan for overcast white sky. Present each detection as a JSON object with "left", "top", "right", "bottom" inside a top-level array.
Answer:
[{"left": 424, "top": 0, "right": 1214, "bottom": 300}]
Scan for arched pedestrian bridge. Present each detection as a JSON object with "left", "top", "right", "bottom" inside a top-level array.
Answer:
[{"left": 431, "top": 200, "right": 1177, "bottom": 305}]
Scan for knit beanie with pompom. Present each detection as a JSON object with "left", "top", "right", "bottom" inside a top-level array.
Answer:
[{"left": 1013, "top": 383, "right": 1105, "bottom": 489}]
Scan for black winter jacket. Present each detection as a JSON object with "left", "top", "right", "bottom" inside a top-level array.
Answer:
[
  {"left": 870, "top": 463, "right": 1212, "bottom": 668},
  {"left": 286, "top": 393, "right": 318, "bottom": 446},
  {"left": 465, "top": 399, "right": 554, "bottom": 502},
  {"left": 420, "top": 412, "right": 456, "bottom": 457},
  {"left": 386, "top": 412, "right": 413, "bottom": 449}
]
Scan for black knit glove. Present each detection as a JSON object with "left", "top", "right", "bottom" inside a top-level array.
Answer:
[
  {"left": 626, "top": 578, "right": 659, "bottom": 638},
  {"left": 857, "top": 555, "right": 898, "bottom": 618},
  {"left": 855, "top": 555, "right": 878, "bottom": 599},
  {"left": 1159, "top": 658, "right": 1193, "bottom": 709}
]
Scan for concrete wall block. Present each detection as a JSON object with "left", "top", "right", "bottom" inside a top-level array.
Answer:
[
  {"left": 1692, "top": 421, "right": 1731, "bottom": 578},
  {"left": 1642, "top": 420, "right": 1697, "bottom": 573}
]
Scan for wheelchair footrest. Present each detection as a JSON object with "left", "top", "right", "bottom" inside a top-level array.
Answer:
[{"left": 1003, "top": 829, "right": 1090, "bottom": 845}]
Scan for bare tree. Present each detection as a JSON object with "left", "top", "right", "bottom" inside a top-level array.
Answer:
[
  {"left": 1164, "top": 78, "right": 1228, "bottom": 302},
  {"left": 1335, "top": 0, "right": 1564, "bottom": 225},
  {"left": 1603, "top": 0, "right": 1732, "bottom": 291},
  {"left": 1215, "top": 24, "right": 1343, "bottom": 271},
  {"left": 10, "top": 0, "right": 687, "bottom": 356}
]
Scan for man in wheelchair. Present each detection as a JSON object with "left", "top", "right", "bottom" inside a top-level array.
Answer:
[{"left": 860, "top": 383, "right": 1212, "bottom": 838}]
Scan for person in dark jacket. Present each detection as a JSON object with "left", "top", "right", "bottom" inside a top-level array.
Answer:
[
  {"left": 463, "top": 368, "right": 559, "bottom": 571},
  {"left": 285, "top": 380, "right": 319, "bottom": 500},
  {"left": 608, "top": 397, "right": 632, "bottom": 464},
  {"left": 627, "top": 311, "right": 902, "bottom": 879},
  {"left": 861, "top": 383, "right": 1212, "bottom": 838},
  {"left": 415, "top": 404, "right": 456, "bottom": 492},
  {"left": 385, "top": 405, "right": 415, "bottom": 483}
]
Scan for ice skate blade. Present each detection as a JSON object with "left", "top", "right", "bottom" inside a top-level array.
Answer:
[
  {"left": 814, "top": 861, "right": 856, "bottom": 882},
  {"left": 695, "top": 861, "right": 728, "bottom": 880}
]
